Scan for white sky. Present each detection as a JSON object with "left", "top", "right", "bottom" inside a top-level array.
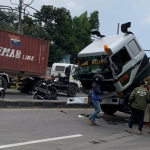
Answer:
[{"left": 1, "top": 0, "right": 150, "bottom": 52}]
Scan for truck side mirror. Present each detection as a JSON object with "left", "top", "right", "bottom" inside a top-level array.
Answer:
[
  {"left": 121, "top": 22, "right": 133, "bottom": 34},
  {"left": 65, "top": 65, "right": 71, "bottom": 77}
]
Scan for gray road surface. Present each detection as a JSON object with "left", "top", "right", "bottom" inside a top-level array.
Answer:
[
  {"left": 0, "top": 109, "right": 150, "bottom": 150},
  {"left": 4, "top": 89, "right": 87, "bottom": 101}
]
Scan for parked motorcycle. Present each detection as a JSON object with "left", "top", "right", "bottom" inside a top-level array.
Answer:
[
  {"left": 0, "top": 87, "right": 5, "bottom": 99},
  {"left": 33, "top": 83, "right": 58, "bottom": 100}
]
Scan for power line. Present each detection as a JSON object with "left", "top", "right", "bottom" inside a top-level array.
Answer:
[{"left": 0, "top": 0, "right": 39, "bottom": 34}]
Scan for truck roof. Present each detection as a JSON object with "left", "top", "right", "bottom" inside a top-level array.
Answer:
[
  {"left": 78, "top": 33, "right": 134, "bottom": 57},
  {"left": 52, "top": 63, "right": 77, "bottom": 67}
]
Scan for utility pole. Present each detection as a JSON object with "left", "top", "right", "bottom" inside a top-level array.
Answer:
[
  {"left": 117, "top": 23, "right": 120, "bottom": 35},
  {"left": 18, "top": 0, "right": 23, "bottom": 34},
  {"left": 1, "top": 0, "right": 36, "bottom": 34}
]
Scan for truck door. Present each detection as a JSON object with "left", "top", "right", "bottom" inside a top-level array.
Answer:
[{"left": 110, "top": 43, "right": 141, "bottom": 92}]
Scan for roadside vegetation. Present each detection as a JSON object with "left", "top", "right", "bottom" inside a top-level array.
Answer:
[{"left": 0, "top": 6, "right": 100, "bottom": 66}]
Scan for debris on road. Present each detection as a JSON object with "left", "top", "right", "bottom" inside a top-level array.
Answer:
[{"left": 60, "top": 110, "right": 67, "bottom": 114}]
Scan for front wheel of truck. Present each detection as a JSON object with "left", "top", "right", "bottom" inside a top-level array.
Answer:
[
  {"left": 67, "top": 85, "right": 77, "bottom": 97},
  {"left": 101, "top": 105, "right": 118, "bottom": 115}
]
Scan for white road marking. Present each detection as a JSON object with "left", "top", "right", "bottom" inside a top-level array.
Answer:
[{"left": 0, "top": 134, "right": 82, "bottom": 149}]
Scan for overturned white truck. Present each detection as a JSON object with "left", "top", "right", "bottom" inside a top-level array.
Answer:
[{"left": 72, "top": 22, "right": 150, "bottom": 115}]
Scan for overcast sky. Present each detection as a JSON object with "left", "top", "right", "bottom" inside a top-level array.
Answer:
[{"left": 1, "top": 0, "right": 150, "bottom": 53}]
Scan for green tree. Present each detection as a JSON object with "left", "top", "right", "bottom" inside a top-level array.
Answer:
[
  {"left": 0, "top": 10, "right": 18, "bottom": 31},
  {"left": 0, "top": 7, "right": 100, "bottom": 67},
  {"left": 34, "top": 8, "right": 100, "bottom": 66},
  {"left": 89, "top": 11, "right": 99, "bottom": 29},
  {"left": 34, "top": 5, "right": 73, "bottom": 66},
  {"left": 22, "top": 15, "right": 47, "bottom": 39},
  {"left": 71, "top": 11, "right": 93, "bottom": 56}
]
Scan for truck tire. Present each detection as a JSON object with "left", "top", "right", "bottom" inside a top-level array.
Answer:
[
  {"left": 20, "top": 86, "right": 31, "bottom": 93},
  {"left": 0, "top": 77, "right": 7, "bottom": 91},
  {"left": 101, "top": 105, "right": 118, "bottom": 115},
  {"left": 67, "top": 85, "right": 77, "bottom": 97},
  {"left": 19, "top": 78, "right": 33, "bottom": 93}
]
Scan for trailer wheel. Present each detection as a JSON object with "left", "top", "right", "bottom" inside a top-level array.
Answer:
[
  {"left": 19, "top": 78, "right": 32, "bottom": 93},
  {"left": 0, "top": 77, "right": 7, "bottom": 91},
  {"left": 101, "top": 105, "right": 118, "bottom": 115},
  {"left": 67, "top": 85, "right": 77, "bottom": 97}
]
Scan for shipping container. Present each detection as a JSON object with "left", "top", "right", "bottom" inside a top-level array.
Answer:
[{"left": 0, "top": 29, "right": 49, "bottom": 76}]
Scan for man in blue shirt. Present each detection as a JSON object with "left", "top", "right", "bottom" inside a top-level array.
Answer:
[{"left": 87, "top": 74, "right": 108, "bottom": 126}]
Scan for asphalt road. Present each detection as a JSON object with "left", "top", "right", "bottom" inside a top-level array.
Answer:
[
  {"left": 4, "top": 89, "right": 87, "bottom": 101},
  {"left": 0, "top": 109, "right": 150, "bottom": 150}
]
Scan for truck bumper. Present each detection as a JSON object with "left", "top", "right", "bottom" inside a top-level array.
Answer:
[
  {"left": 67, "top": 97, "right": 88, "bottom": 104},
  {"left": 101, "top": 97, "right": 125, "bottom": 105}
]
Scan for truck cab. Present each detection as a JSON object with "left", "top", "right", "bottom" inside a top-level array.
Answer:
[
  {"left": 73, "top": 22, "right": 150, "bottom": 114},
  {"left": 51, "top": 63, "right": 82, "bottom": 88}
]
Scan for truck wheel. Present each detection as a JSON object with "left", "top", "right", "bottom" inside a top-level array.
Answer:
[
  {"left": 20, "top": 88, "right": 31, "bottom": 94},
  {"left": 67, "top": 85, "right": 77, "bottom": 97},
  {"left": 101, "top": 105, "right": 118, "bottom": 115},
  {"left": 0, "top": 77, "right": 7, "bottom": 91},
  {"left": 19, "top": 78, "right": 32, "bottom": 93}
]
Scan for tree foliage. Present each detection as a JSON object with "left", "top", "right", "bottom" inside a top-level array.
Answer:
[
  {"left": 89, "top": 11, "right": 99, "bottom": 29},
  {"left": 0, "top": 7, "right": 100, "bottom": 67},
  {"left": 0, "top": 10, "right": 18, "bottom": 31}
]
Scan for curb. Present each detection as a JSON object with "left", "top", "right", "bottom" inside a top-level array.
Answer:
[{"left": 0, "top": 100, "right": 92, "bottom": 109}]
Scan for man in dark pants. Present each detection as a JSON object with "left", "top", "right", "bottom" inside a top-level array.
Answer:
[
  {"left": 126, "top": 81, "right": 149, "bottom": 135},
  {"left": 86, "top": 74, "right": 108, "bottom": 126}
]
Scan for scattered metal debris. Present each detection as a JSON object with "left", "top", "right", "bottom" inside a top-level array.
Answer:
[
  {"left": 89, "top": 140, "right": 107, "bottom": 144},
  {"left": 60, "top": 110, "right": 67, "bottom": 114},
  {"left": 107, "top": 121, "right": 118, "bottom": 125},
  {"left": 89, "top": 141, "right": 100, "bottom": 144}
]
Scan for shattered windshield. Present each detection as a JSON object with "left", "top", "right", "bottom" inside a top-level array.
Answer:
[
  {"left": 78, "top": 55, "right": 109, "bottom": 73},
  {"left": 73, "top": 55, "right": 113, "bottom": 79}
]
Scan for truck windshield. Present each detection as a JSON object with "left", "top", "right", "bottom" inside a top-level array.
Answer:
[{"left": 74, "top": 55, "right": 113, "bottom": 79}]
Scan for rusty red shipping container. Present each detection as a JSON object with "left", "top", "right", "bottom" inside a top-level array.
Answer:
[{"left": 0, "top": 29, "right": 49, "bottom": 76}]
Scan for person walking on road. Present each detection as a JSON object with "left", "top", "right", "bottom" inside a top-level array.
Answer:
[
  {"left": 143, "top": 82, "right": 150, "bottom": 128},
  {"left": 144, "top": 103, "right": 150, "bottom": 128},
  {"left": 87, "top": 74, "right": 108, "bottom": 126},
  {"left": 126, "top": 81, "right": 149, "bottom": 135}
]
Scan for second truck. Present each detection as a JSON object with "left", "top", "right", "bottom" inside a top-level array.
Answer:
[
  {"left": 0, "top": 29, "right": 81, "bottom": 97},
  {"left": 0, "top": 29, "right": 49, "bottom": 93}
]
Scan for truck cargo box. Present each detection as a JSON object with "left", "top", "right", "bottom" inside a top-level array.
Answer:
[{"left": 0, "top": 29, "right": 49, "bottom": 76}]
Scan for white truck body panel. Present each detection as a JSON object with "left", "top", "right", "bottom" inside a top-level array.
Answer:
[
  {"left": 67, "top": 97, "right": 88, "bottom": 104},
  {"left": 78, "top": 33, "right": 146, "bottom": 92},
  {"left": 51, "top": 63, "right": 82, "bottom": 87},
  {"left": 78, "top": 34, "right": 135, "bottom": 57}
]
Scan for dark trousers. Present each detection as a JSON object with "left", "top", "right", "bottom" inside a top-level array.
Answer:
[{"left": 128, "top": 107, "right": 144, "bottom": 131}]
